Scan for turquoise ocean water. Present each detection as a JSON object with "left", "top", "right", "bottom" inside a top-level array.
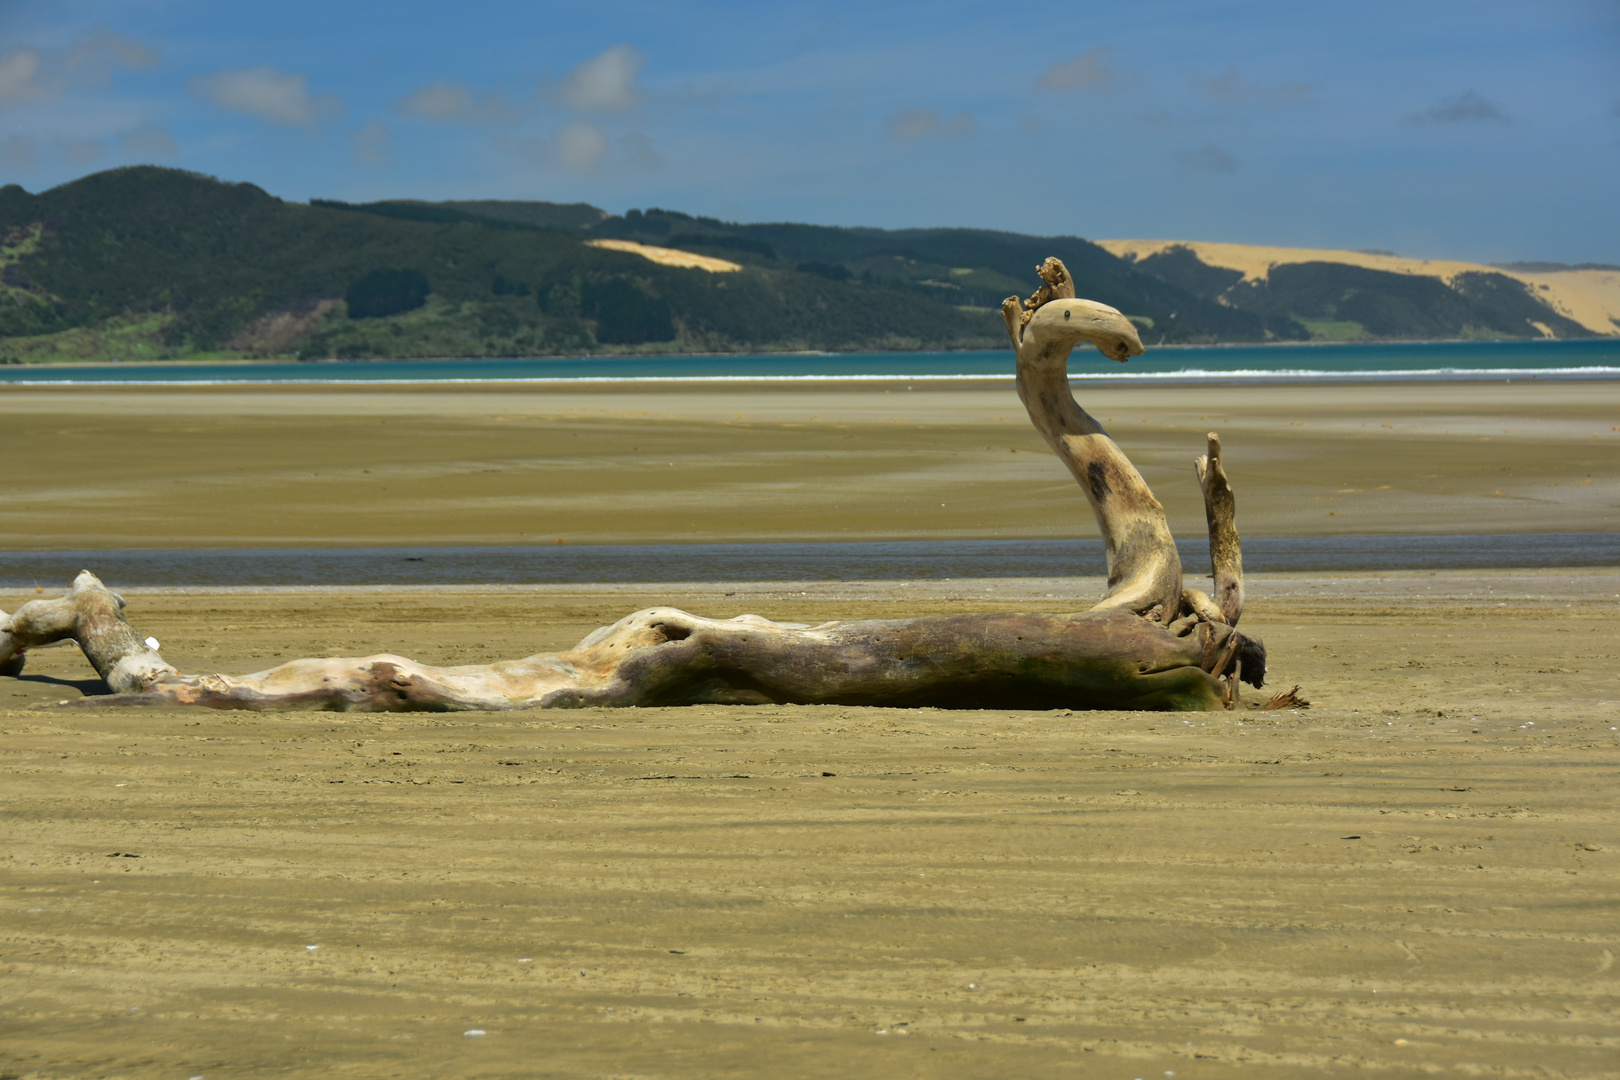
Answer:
[{"left": 1, "top": 338, "right": 1616, "bottom": 384}]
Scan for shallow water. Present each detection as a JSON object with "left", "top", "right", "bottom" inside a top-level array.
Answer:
[
  {"left": 3, "top": 533, "right": 1614, "bottom": 587},
  {"left": 2, "top": 339, "right": 1616, "bottom": 385}
]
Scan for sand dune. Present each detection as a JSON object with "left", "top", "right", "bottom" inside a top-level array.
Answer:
[
  {"left": 585, "top": 238, "right": 742, "bottom": 273},
  {"left": 1098, "top": 239, "right": 1620, "bottom": 337}
]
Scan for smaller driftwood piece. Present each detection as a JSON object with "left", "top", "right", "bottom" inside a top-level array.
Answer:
[{"left": 1, "top": 258, "right": 1301, "bottom": 713}]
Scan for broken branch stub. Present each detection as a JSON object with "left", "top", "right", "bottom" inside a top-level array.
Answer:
[
  {"left": 4, "top": 258, "right": 1279, "bottom": 713},
  {"left": 1196, "top": 432, "right": 1244, "bottom": 626}
]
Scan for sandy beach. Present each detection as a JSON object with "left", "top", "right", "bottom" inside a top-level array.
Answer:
[{"left": 3, "top": 379, "right": 1618, "bottom": 1077}]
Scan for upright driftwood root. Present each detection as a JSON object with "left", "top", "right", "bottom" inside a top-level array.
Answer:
[{"left": 4, "top": 258, "right": 1294, "bottom": 713}]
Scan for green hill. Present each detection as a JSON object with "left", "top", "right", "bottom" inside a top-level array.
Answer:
[{"left": 1, "top": 167, "right": 1586, "bottom": 363}]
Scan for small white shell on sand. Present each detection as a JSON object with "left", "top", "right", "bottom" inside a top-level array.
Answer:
[
  {"left": 464, "top": 1029, "right": 487, "bottom": 1037},
  {"left": 144, "top": 637, "right": 160, "bottom": 650}
]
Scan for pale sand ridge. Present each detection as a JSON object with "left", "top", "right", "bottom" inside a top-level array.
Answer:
[{"left": 585, "top": 238, "right": 742, "bottom": 273}]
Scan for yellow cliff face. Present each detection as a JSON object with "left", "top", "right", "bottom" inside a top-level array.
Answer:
[{"left": 1097, "top": 239, "right": 1620, "bottom": 337}]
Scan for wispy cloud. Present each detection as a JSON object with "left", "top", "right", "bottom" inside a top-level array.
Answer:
[
  {"left": 1197, "top": 68, "right": 1310, "bottom": 103},
  {"left": 120, "top": 121, "right": 177, "bottom": 159},
  {"left": 0, "top": 28, "right": 158, "bottom": 110},
  {"left": 0, "top": 49, "right": 45, "bottom": 107},
  {"left": 1037, "top": 47, "right": 1113, "bottom": 93},
  {"left": 352, "top": 119, "right": 392, "bottom": 166},
  {"left": 65, "top": 27, "right": 158, "bottom": 81},
  {"left": 558, "top": 46, "right": 645, "bottom": 113},
  {"left": 888, "top": 108, "right": 974, "bottom": 144},
  {"left": 557, "top": 120, "right": 608, "bottom": 170},
  {"left": 1177, "top": 143, "right": 1240, "bottom": 172},
  {"left": 395, "top": 80, "right": 516, "bottom": 123},
  {"left": 0, "top": 134, "right": 38, "bottom": 171},
  {"left": 496, "top": 122, "right": 658, "bottom": 175},
  {"left": 63, "top": 138, "right": 104, "bottom": 165},
  {"left": 1404, "top": 89, "right": 1508, "bottom": 126},
  {"left": 191, "top": 67, "right": 341, "bottom": 127},
  {"left": 397, "top": 81, "right": 476, "bottom": 121}
]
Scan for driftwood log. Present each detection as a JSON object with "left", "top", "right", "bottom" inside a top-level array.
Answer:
[{"left": 1, "top": 258, "right": 1299, "bottom": 713}]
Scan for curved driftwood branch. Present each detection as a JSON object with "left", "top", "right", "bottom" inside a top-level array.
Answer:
[
  {"left": 1001, "top": 258, "right": 1181, "bottom": 622},
  {"left": 4, "top": 259, "right": 1287, "bottom": 713}
]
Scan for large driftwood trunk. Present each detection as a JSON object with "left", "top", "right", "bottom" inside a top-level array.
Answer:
[{"left": 1, "top": 259, "right": 1293, "bottom": 713}]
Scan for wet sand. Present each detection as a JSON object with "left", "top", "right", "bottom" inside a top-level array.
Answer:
[
  {"left": 0, "top": 379, "right": 1615, "bottom": 549},
  {"left": 2, "top": 380, "right": 1618, "bottom": 1077}
]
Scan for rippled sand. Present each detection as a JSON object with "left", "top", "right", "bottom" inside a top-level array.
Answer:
[{"left": 2, "top": 573, "right": 1617, "bottom": 1077}]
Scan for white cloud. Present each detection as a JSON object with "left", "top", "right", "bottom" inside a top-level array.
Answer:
[
  {"left": 1177, "top": 143, "right": 1240, "bottom": 172},
  {"left": 888, "top": 108, "right": 974, "bottom": 144},
  {"left": 557, "top": 119, "right": 608, "bottom": 171},
  {"left": 1037, "top": 48, "right": 1113, "bottom": 92},
  {"left": 1404, "top": 89, "right": 1509, "bottom": 126},
  {"left": 352, "top": 119, "right": 392, "bottom": 166},
  {"left": 560, "top": 45, "right": 644, "bottom": 113},
  {"left": 121, "top": 122, "right": 178, "bottom": 159},
  {"left": 191, "top": 67, "right": 340, "bottom": 126}
]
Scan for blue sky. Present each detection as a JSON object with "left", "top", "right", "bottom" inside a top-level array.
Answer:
[{"left": 2, "top": 0, "right": 1616, "bottom": 262}]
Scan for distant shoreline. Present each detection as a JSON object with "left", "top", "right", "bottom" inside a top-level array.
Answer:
[
  {"left": 0, "top": 339, "right": 1615, "bottom": 387},
  {"left": 2, "top": 333, "right": 1617, "bottom": 370}
]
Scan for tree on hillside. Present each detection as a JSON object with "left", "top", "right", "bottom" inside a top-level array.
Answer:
[{"left": 345, "top": 269, "right": 430, "bottom": 319}]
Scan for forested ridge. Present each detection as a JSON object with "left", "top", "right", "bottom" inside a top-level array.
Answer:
[{"left": 0, "top": 167, "right": 1589, "bottom": 362}]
